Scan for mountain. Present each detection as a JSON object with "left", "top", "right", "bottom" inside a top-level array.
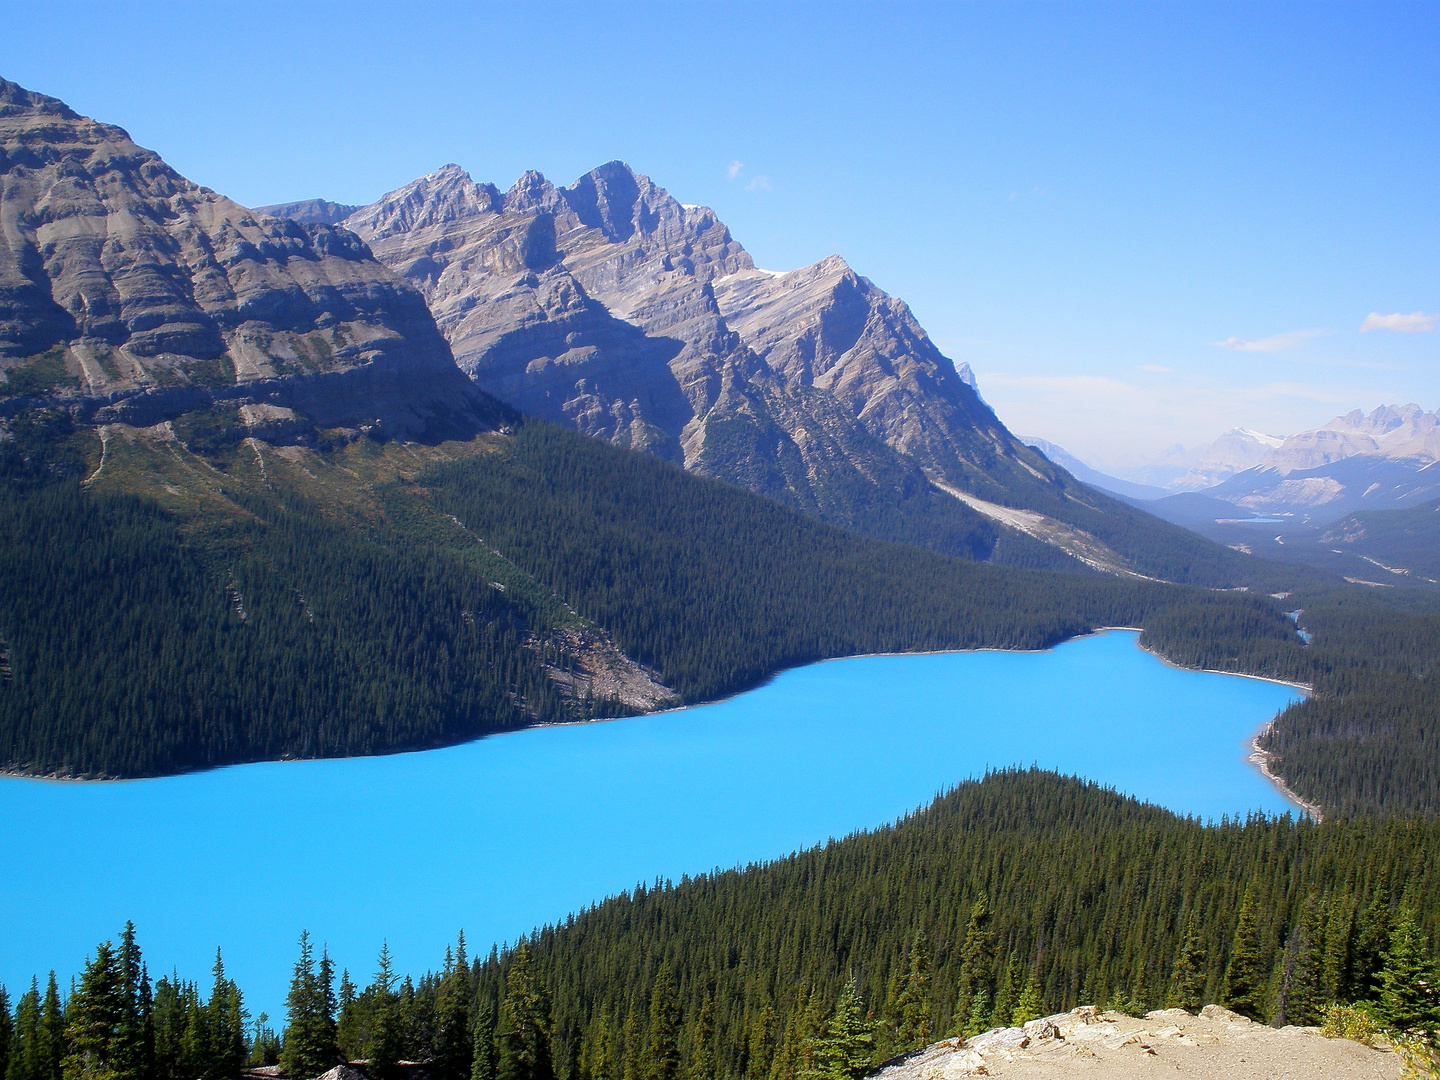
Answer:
[
  {"left": 255, "top": 197, "right": 362, "bottom": 225},
  {"left": 1146, "top": 405, "right": 1440, "bottom": 535},
  {"left": 1170, "top": 427, "right": 1285, "bottom": 490},
  {"left": 0, "top": 78, "right": 498, "bottom": 441},
  {"left": 339, "top": 162, "right": 1255, "bottom": 584},
  {"left": 1021, "top": 436, "right": 1169, "bottom": 500}
]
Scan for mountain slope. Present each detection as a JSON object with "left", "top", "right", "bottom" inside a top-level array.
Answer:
[
  {"left": 0, "top": 78, "right": 498, "bottom": 441},
  {"left": 341, "top": 163, "right": 1261, "bottom": 585}
]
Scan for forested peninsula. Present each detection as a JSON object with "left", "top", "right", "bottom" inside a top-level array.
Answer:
[{"left": 3, "top": 772, "right": 1437, "bottom": 1080}]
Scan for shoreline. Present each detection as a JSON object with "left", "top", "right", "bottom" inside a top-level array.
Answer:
[
  {"left": 1248, "top": 719, "right": 1325, "bottom": 822},
  {"left": 1, "top": 628, "right": 1317, "bottom": 795}
]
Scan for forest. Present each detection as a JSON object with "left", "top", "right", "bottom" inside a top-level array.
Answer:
[
  {"left": 1, "top": 405, "right": 1438, "bottom": 816},
  {"left": 3, "top": 772, "right": 1437, "bottom": 1080}
]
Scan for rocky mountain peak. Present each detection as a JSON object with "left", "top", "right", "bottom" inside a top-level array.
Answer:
[
  {"left": 0, "top": 77, "right": 501, "bottom": 440},
  {"left": 342, "top": 163, "right": 501, "bottom": 241},
  {"left": 0, "top": 78, "right": 78, "bottom": 119},
  {"left": 504, "top": 169, "right": 559, "bottom": 213}
]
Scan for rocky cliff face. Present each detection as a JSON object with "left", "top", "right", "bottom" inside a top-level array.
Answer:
[
  {"left": 0, "top": 79, "right": 500, "bottom": 440},
  {"left": 341, "top": 162, "right": 1063, "bottom": 526}
]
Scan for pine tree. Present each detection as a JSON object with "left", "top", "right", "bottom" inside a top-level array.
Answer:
[
  {"left": 41, "top": 975, "right": 66, "bottom": 1080},
  {"left": 807, "top": 985, "right": 873, "bottom": 1080},
  {"left": 582, "top": 1013, "right": 615, "bottom": 1080},
  {"left": 111, "top": 923, "right": 152, "bottom": 1080},
  {"left": 1222, "top": 890, "right": 1269, "bottom": 1021},
  {"left": 335, "top": 972, "right": 360, "bottom": 1063},
  {"left": 64, "top": 940, "right": 124, "bottom": 1080},
  {"left": 685, "top": 997, "right": 715, "bottom": 1080},
  {"left": 1275, "top": 896, "right": 1324, "bottom": 1027},
  {"left": 1375, "top": 909, "right": 1440, "bottom": 1032},
  {"left": 10, "top": 980, "right": 41, "bottom": 1080},
  {"left": 952, "top": 897, "right": 995, "bottom": 1036},
  {"left": 620, "top": 1006, "right": 641, "bottom": 1080},
  {"left": 1320, "top": 896, "right": 1356, "bottom": 1004},
  {"left": 0, "top": 987, "right": 14, "bottom": 1080},
  {"left": 495, "top": 945, "right": 552, "bottom": 1080},
  {"left": 470, "top": 1008, "right": 495, "bottom": 1080},
  {"left": 990, "top": 954, "right": 1021, "bottom": 1030},
  {"left": 365, "top": 946, "right": 403, "bottom": 1080},
  {"left": 888, "top": 933, "right": 931, "bottom": 1051},
  {"left": 1010, "top": 971, "right": 1045, "bottom": 1027},
  {"left": 432, "top": 947, "right": 471, "bottom": 1080},
  {"left": 744, "top": 1002, "right": 775, "bottom": 1080},
  {"left": 1167, "top": 915, "right": 1207, "bottom": 1011},
  {"left": 281, "top": 932, "right": 340, "bottom": 1080},
  {"left": 644, "top": 967, "right": 680, "bottom": 1080}
]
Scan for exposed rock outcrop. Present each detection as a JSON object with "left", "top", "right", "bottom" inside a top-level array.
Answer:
[
  {"left": 341, "top": 162, "right": 1066, "bottom": 540},
  {"left": 870, "top": 1006, "right": 1398, "bottom": 1079},
  {"left": 0, "top": 78, "right": 503, "bottom": 441}
]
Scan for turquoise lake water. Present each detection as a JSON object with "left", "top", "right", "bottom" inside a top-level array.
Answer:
[{"left": 0, "top": 630, "right": 1301, "bottom": 1019}]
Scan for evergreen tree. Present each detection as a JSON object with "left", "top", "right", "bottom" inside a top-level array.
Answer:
[
  {"left": 470, "top": 1008, "right": 495, "bottom": 1080},
  {"left": 40, "top": 976, "right": 64, "bottom": 1080},
  {"left": 249, "top": 1015, "right": 280, "bottom": 1068},
  {"left": 281, "top": 932, "right": 340, "bottom": 1080},
  {"left": 990, "top": 954, "right": 1021, "bottom": 1030},
  {"left": 1011, "top": 971, "right": 1045, "bottom": 1027},
  {"left": 961, "top": 989, "right": 991, "bottom": 1039},
  {"left": 1376, "top": 909, "right": 1440, "bottom": 1032},
  {"left": 951, "top": 897, "right": 995, "bottom": 1036},
  {"left": 685, "top": 997, "right": 715, "bottom": 1080},
  {"left": 9, "top": 980, "right": 41, "bottom": 1080},
  {"left": 335, "top": 972, "right": 360, "bottom": 1063},
  {"left": 644, "top": 966, "right": 680, "bottom": 1080},
  {"left": 582, "top": 1013, "right": 615, "bottom": 1080},
  {"left": 744, "top": 1002, "right": 775, "bottom": 1080},
  {"left": 0, "top": 988, "right": 13, "bottom": 1080},
  {"left": 1275, "top": 897, "right": 1324, "bottom": 1027},
  {"left": 1167, "top": 915, "right": 1207, "bottom": 1011},
  {"left": 365, "top": 946, "right": 403, "bottom": 1080},
  {"left": 807, "top": 985, "right": 873, "bottom": 1080},
  {"left": 432, "top": 948, "right": 471, "bottom": 1080},
  {"left": 64, "top": 940, "right": 124, "bottom": 1080},
  {"left": 1320, "top": 896, "right": 1356, "bottom": 1004},
  {"left": 1222, "top": 890, "right": 1268, "bottom": 1021},
  {"left": 888, "top": 933, "right": 932, "bottom": 1051},
  {"left": 1352, "top": 890, "right": 1393, "bottom": 1001},
  {"left": 111, "top": 923, "right": 152, "bottom": 1080},
  {"left": 495, "top": 946, "right": 552, "bottom": 1080}
]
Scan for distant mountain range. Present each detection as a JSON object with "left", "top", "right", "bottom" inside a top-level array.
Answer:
[{"left": 1029, "top": 405, "right": 1440, "bottom": 584}]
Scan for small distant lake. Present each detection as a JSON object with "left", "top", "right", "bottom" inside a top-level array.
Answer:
[{"left": 0, "top": 631, "right": 1301, "bottom": 1019}]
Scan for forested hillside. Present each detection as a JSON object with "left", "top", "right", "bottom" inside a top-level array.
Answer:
[{"left": 6, "top": 772, "right": 1438, "bottom": 1080}]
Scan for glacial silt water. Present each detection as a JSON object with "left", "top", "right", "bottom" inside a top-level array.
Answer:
[{"left": 0, "top": 631, "right": 1301, "bottom": 1018}]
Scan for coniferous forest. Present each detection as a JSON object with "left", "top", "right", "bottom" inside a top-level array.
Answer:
[
  {"left": 3, "top": 772, "right": 1438, "bottom": 1080},
  {"left": 2, "top": 409, "right": 1438, "bottom": 816}
]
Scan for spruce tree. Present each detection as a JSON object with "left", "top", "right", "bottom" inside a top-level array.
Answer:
[
  {"left": 365, "top": 946, "right": 403, "bottom": 1080},
  {"left": 952, "top": 897, "right": 995, "bottom": 1036},
  {"left": 470, "top": 1009, "right": 495, "bottom": 1080},
  {"left": 1011, "top": 971, "right": 1045, "bottom": 1027},
  {"left": 495, "top": 945, "right": 552, "bottom": 1080},
  {"left": 1320, "top": 896, "right": 1356, "bottom": 1004},
  {"left": 432, "top": 950, "right": 471, "bottom": 1080},
  {"left": 990, "top": 954, "right": 1021, "bottom": 1029},
  {"left": 889, "top": 933, "right": 931, "bottom": 1050},
  {"left": 1275, "top": 897, "right": 1324, "bottom": 1027},
  {"left": 685, "top": 997, "right": 715, "bottom": 1080},
  {"left": 64, "top": 940, "right": 124, "bottom": 1080},
  {"left": 1376, "top": 909, "right": 1440, "bottom": 1032},
  {"left": 583, "top": 1014, "right": 615, "bottom": 1080},
  {"left": 620, "top": 1006, "right": 641, "bottom": 1080},
  {"left": 1167, "top": 915, "right": 1207, "bottom": 1011},
  {"left": 281, "top": 932, "right": 340, "bottom": 1080},
  {"left": 10, "top": 980, "right": 41, "bottom": 1080},
  {"left": 40, "top": 975, "right": 65, "bottom": 1080},
  {"left": 808, "top": 985, "right": 873, "bottom": 1080},
  {"left": 643, "top": 967, "right": 680, "bottom": 1080},
  {"left": 1222, "top": 890, "right": 1269, "bottom": 1021},
  {"left": 0, "top": 987, "right": 13, "bottom": 1080},
  {"left": 743, "top": 1002, "right": 775, "bottom": 1080},
  {"left": 111, "top": 923, "right": 152, "bottom": 1080}
]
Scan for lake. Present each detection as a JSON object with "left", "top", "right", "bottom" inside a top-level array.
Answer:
[{"left": 0, "top": 630, "right": 1302, "bottom": 1019}]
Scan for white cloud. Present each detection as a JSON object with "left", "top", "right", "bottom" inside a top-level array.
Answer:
[
  {"left": 744, "top": 174, "right": 772, "bottom": 192},
  {"left": 1212, "top": 329, "right": 1328, "bottom": 353},
  {"left": 1359, "top": 311, "right": 1436, "bottom": 333},
  {"left": 726, "top": 160, "right": 744, "bottom": 181}
]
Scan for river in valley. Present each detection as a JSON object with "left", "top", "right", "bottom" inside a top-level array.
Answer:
[{"left": 0, "top": 630, "right": 1302, "bottom": 1018}]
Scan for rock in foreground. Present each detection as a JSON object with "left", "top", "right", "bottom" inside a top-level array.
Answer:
[{"left": 871, "top": 1005, "right": 1398, "bottom": 1079}]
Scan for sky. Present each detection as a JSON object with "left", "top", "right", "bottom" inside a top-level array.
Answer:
[{"left": 1, "top": 1, "right": 1437, "bottom": 471}]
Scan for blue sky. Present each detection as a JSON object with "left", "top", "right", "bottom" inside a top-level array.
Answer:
[{"left": 2, "top": 1, "right": 1436, "bottom": 468}]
